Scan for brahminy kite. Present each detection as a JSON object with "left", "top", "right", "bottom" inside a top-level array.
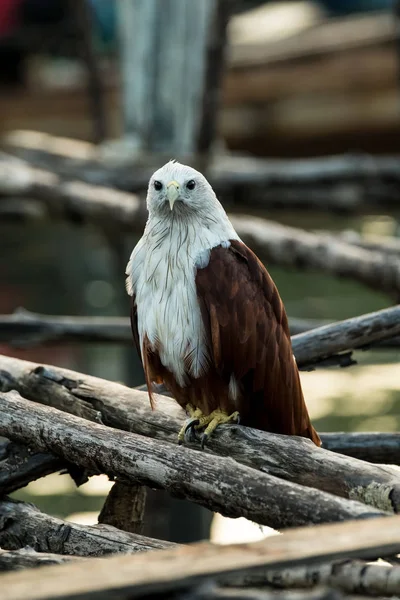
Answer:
[{"left": 126, "top": 161, "right": 320, "bottom": 448}]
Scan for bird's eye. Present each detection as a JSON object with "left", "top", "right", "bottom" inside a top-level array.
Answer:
[
  {"left": 154, "top": 180, "right": 163, "bottom": 191},
  {"left": 186, "top": 180, "right": 196, "bottom": 190}
]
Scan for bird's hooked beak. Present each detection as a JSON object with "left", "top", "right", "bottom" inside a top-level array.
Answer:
[{"left": 166, "top": 181, "right": 180, "bottom": 211}]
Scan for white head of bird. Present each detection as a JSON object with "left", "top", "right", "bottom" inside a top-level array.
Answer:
[{"left": 145, "top": 160, "right": 228, "bottom": 224}]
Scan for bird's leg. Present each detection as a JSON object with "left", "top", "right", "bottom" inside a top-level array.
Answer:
[
  {"left": 194, "top": 409, "right": 240, "bottom": 449},
  {"left": 177, "top": 404, "right": 206, "bottom": 445}
]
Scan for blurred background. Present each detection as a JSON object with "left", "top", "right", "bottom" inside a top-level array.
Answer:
[{"left": 0, "top": 0, "right": 399, "bottom": 546}]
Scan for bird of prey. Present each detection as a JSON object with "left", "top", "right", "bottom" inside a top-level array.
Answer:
[{"left": 126, "top": 161, "right": 320, "bottom": 448}]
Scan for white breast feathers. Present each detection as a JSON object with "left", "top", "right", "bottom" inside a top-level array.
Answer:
[{"left": 126, "top": 218, "right": 237, "bottom": 387}]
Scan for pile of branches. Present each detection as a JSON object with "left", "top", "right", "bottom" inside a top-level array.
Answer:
[{"left": 0, "top": 305, "right": 400, "bottom": 599}]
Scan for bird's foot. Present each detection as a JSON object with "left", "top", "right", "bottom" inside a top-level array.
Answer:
[
  {"left": 198, "top": 409, "right": 240, "bottom": 449},
  {"left": 178, "top": 404, "right": 205, "bottom": 445},
  {"left": 179, "top": 408, "right": 240, "bottom": 449}
]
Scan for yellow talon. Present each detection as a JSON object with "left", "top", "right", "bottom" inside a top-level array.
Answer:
[
  {"left": 200, "top": 409, "right": 240, "bottom": 441},
  {"left": 177, "top": 404, "right": 206, "bottom": 443}
]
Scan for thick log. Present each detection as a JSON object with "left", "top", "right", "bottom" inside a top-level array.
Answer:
[
  {"left": 0, "top": 152, "right": 145, "bottom": 230},
  {"left": 259, "top": 558, "right": 400, "bottom": 597},
  {"left": 0, "top": 438, "right": 64, "bottom": 496},
  {"left": 2, "top": 154, "right": 400, "bottom": 297},
  {"left": 5, "top": 132, "right": 400, "bottom": 211},
  {"left": 177, "top": 585, "right": 355, "bottom": 600},
  {"left": 0, "top": 392, "right": 391, "bottom": 529},
  {"left": 0, "top": 547, "right": 383, "bottom": 600},
  {"left": 291, "top": 305, "right": 400, "bottom": 368},
  {"left": 229, "top": 215, "right": 400, "bottom": 299},
  {"left": 0, "top": 547, "right": 80, "bottom": 572},
  {"left": 0, "top": 308, "right": 399, "bottom": 356},
  {"left": 0, "top": 498, "right": 174, "bottom": 556},
  {"left": 321, "top": 433, "right": 400, "bottom": 465},
  {"left": 2, "top": 514, "right": 400, "bottom": 600},
  {"left": 1, "top": 355, "right": 400, "bottom": 512}
]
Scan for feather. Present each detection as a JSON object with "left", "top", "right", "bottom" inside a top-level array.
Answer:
[{"left": 196, "top": 240, "right": 321, "bottom": 446}]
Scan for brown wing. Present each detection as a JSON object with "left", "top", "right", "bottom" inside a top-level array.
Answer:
[
  {"left": 130, "top": 293, "right": 158, "bottom": 410},
  {"left": 196, "top": 239, "right": 320, "bottom": 445}
]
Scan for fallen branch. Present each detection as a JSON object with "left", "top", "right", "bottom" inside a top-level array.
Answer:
[
  {"left": 315, "top": 229, "right": 400, "bottom": 258},
  {"left": 0, "top": 498, "right": 175, "bottom": 557},
  {"left": 0, "top": 305, "right": 398, "bottom": 375},
  {"left": 0, "top": 153, "right": 145, "bottom": 231},
  {"left": 5, "top": 132, "right": 400, "bottom": 211},
  {"left": 0, "top": 438, "right": 65, "bottom": 496},
  {"left": 259, "top": 558, "right": 400, "bottom": 597},
  {"left": 0, "top": 391, "right": 391, "bottom": 528},
  {"left": 229, "top": 215, "right": 400, "bottom": 299},
  {"left": 1, "top": 354, "right": 400, "bottom": 512},
  {"left": 2, "top": 513, "right": 400, "bottom": 600},
  {"left": 321, "top": 433, "right": 400, "bottom": 465},
  {"left": 0, "top": 547, "right": 80, "bottom": 572},
  {"left": 291, "top": 305, "right": 400, "bottom": 368},
  {"left": 2, "top": 154, "right": 400, "bottom": 298}
]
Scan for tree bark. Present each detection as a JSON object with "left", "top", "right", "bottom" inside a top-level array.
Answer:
[
  {"left": 98, "top": 482, "right": 147, "bottom": 535},
  {"left": 0, "top": 392, "right": 391, "bottom": 529},
  {"left": 229, "top": 215, "right": 400, "bottom": 300},
  {"left": 0, "top": 547, "right": 80, "bottom": 572},
  {"left": 321, "top": 432, "right": 400, "bottom": 465},
  {"left": 258, "top": 558, "right": 400, "bottom": 597},
  {"left": 0, "top": 498, "right": 175, "bottom": 556},
  {"left": 2, "top": 513, "right": 400, "bottom": 600},
  {"left": 0, "top": 438, "right": 65, "bottom": 496},
  {"left": 1, "top": 355, "right": 400, "bottom": 511}
]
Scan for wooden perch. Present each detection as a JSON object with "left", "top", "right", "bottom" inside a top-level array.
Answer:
[
  {"left": 1, "top": 354, "right": 400, "bottom": 512},
  {"left": 0, "top": 391, "right": 392, "bottom": 529},
  {"left": 2, "top": 513, "right": 400, "bottom": 600},
  {"left": 0, "top": 306, "right": 399, "bottom": 368},
  {"left": 0, "top": 498, "right": 174, "bottom": 556}
]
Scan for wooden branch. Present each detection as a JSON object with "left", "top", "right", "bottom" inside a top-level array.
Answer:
[
  {"left": 0, "top": 498, "right": 175, "bottom": 556},
  {"left": 315, "top": 230, "right": 400, "bottom": 258},
  {"left": 0, "top": 438, "right": 64, "bottom": 496},
  {"left": 0, "top": 547, "right": 389, "bottom": 600},
  {"left": 98, "top": 482, "right": 147, "bottom": 535},
  {"left": 321, "top": 433, "right": 400, "bottom": 465},
  {"left": 0, "top": 306, "right": 399, "bottom": 365},
  {"left": 175, "top": 585, "right": 359, "bottom": 600},
  {"left": 0, "top": 547, "right": 80, "bottom": 572},
  {"left": 1, "top": 353, "right": 400, "bottom": 513},
  {"left": 2, "top": 513, "right": 400, "bottom": 600},
  {"left": 5, "top": 133, "right": 400, "bottom": 211},
  {"left": 258, "top": 558, "right": 400, "bottom": 597},
  {"left": 229, "top": 215, "right": 400, "bottom": 299},
  {"left": 291, "top": 305, "right": 400, "bottom": 368},
  {"left": 0, "top": 152, "right": 145, "bottom": 231},
  {"left": 2, "top": 150, "right": 400, "bottom": 297},
  {"left": 0, "top": 392, "right": 391, "bottom": 529}
]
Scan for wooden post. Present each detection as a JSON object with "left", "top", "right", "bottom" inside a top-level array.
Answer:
[{"left": 117, "top": 0, "right": 218, "bottom": 156}]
